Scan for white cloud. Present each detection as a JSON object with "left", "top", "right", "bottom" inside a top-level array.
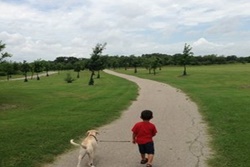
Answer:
[
  {"left": 0, "top": 0, "right": 250, "bottom": 62},
  {"left": 192, "top": 37, "right": 250, "bottom": 56},
  {"left": 193, "top": 38, "right": 221, "bottom": 55}
]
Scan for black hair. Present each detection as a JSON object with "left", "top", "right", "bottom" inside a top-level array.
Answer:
[{"left": 140, "top": 110, "right": 153, "bottom": 120}]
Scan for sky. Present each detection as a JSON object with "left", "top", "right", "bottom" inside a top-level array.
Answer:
[{"left": 0, "top": 0, "right": 250, "bottom": 62}]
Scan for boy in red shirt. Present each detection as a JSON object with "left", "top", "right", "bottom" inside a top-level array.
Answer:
[{"left": 132, "top": 110, "right": 157, "bottom": 167}]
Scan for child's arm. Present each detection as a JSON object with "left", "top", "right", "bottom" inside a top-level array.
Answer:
[
  {"left": 132, "top": 133, "right": 136, "bottom": 144},
  {"left": 152, "top": 124, "right": 157, "bottom": 137}
]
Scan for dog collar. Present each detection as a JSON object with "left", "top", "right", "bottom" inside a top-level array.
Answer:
[{"left": 90, "top": 134, "right": 98, "bottom": 142}]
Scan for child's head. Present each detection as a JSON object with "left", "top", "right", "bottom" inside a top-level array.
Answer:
[{"left": 140, "top": 110, "right": 153, "bottom": 120}]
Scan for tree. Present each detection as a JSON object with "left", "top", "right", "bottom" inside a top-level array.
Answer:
[
  {"left": 64, "top": 73, "right": 75, "bottom": 83},
  {"left": 29, "top": 62, "right": 35, "bottom": 79},
  {"left": 88, "top": 43, "right": 106, "bottom": 85},
  {"left": 142, "top": 57, "right": 152, "bottom": 74},
  {"left": 151, "top": 57, "right": 161, "bottom": 75},
  {"left": 21, "top": 60, "right": 30, "bottom": 82},
  {"left": 106, "top": 56, "right": 119, "bottom": 69},
  {"left": 55, "top": 63, "right": 63, "bottom": 74},
  {"left": 42, "top": 61, "right": 51, "bottom": 76},
  {"left": 33, "top": 59, "right": 43, "bottom": 80},
  {"left": 182, "top": 43, "right": 193, "bottom": 76},
  {"left": 129, "top": 55, "right": 139, "bottom": 73},
  {"left": 0, "top": 41, "right": 12, "bottom": 62},
  {"left": 97, "top": 55, "right": 108, "bottom": 78},
  {"left": 74, "top": 61, "right": 83, "bottom": 78},
  {"left": 172, "top": 53, "right": 183, "bottom": 65},
  {"left": 1, "top": 61, "right": 14, "bottom": 80},
  {"left": 119, "top": 56, "right": 130, "bottom": 70}
]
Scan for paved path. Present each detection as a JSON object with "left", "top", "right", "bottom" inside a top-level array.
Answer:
[{"left": 44, "top": 70, "right": 211, "bottom": 167}]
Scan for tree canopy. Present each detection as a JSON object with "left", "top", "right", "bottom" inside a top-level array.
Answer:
[{"left": 0, "top": 41, "right": 12, "bottom": 62}]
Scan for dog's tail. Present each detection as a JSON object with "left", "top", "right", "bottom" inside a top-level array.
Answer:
[
  {"left": 70, "top": 139, "right": 87, "bottom": 149},
  {"left": 70, "top": 139, "right": 81, "bottom": 146}
]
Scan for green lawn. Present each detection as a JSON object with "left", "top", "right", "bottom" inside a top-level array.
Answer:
[
  {"left": 114, "top": 64, "right": 250, "bottom": 167},
  {"left": 1, "top": 64, "right": 250, "bottom": 167},
  {"left": 0, "top": 70, "right": 137, "bottom": 167}
]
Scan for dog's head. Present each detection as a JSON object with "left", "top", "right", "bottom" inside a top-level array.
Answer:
[{"left": 86, "top": 130, "right": 99, "bottom": 137}]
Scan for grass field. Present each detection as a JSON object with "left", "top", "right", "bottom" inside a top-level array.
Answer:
[
  {"left": 0, "top": 70, "right": 138, "bottom": 167},
  {"left": 1, "top": 64, "right": 250, "bottom": 167},
  {"left": 114, "top": 64, "right": 250, "bottom": 167}
]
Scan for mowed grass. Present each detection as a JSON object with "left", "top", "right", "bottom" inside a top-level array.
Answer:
[
  {"left": 115, "top": 64, "right": 250, "bottom": 167},
  {"left": 0, "top": 70, "right": 137, "bottom": 167}
]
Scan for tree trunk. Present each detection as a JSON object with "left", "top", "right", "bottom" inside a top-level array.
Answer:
[
  {"left": 134, "top": 67, "right": 137, "bottom": 73},
  {"left": 88, "top": 71, "right": 95, "bottom": 85},
  {"left": 183, "top": 65, "right": 187, "bottom": 76},
  {"left": 31, "top": 72, "right": 34, "bottom": 79},
  {"left": 97, "top": 71, "right": 100, "bottom": 78},
  {"left": 37, "top": 73, "right": 40, "bottom": 80},
  {"left": 24, "top": 73, "right": 28, "bottom": 82}
]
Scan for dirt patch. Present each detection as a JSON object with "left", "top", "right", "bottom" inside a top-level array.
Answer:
[
  {"left": 0, "top": 104, "right": 17, "bottom": 111},
  {"left": 240, "top": 84, "right": 250, "bottom": 89}
]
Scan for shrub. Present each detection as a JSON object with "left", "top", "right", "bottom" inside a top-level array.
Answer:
[{"left": 64, "top": 73, "right": 75, "bottom": 83}]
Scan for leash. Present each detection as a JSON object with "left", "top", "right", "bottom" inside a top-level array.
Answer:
[
  {"left": 89, "top": 134, "right": 131, "bottom": 143},
  {"left": 99, "top": 140, "right": 131, "bottom": 143},
  {"left": 89, "top": 134, "right": 98, "bottom": 142}
]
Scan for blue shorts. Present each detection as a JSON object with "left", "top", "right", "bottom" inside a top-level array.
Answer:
[{"left": 138, "top": 142, "right": 155, "bottom": 154}]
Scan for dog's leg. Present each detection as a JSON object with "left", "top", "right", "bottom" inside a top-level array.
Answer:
[
  {"left": 77, "top": 154, "right": 83, "bottom": 167},
  {"left": 87, "top": 152, "right": 95, "bottom": 167},
  {"left": 77, "top": 149, "right": 86, "bottom": 167}
]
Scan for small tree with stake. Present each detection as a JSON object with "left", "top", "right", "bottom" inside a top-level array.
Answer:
[
  {"left": 74, "top": 61, "right": 82, "bottom": 78},
  {"left": 33, "top": 59, "right": 43, "bottom": 80},
  {"left": 88, "top": 43, "right": 106, "bottom": 85},
  {"left": 182, "top": 43, "right": 193, "bottom": 76},
  {"left": 21, "top": 60, "right": 30, "bottom": 82},
  {"left": 64, "top": 73, "right": 75, "bottom": 83}
]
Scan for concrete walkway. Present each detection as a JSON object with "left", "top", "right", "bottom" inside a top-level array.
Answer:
[{"left": 44, "top": 70, "right": 211, "bottom": 167}]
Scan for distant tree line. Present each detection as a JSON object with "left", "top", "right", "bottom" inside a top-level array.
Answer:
[
  {"left": 1, "top": 40, "right": 250, "bottom": 82},
  {"left": 1, "top": 53, "right": 249, "bottom": 76}
]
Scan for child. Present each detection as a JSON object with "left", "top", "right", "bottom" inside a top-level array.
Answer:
[{"left": 132, "top": 110, "right": 157, "bottom": 167}]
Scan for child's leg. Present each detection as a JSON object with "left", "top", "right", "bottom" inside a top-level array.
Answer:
[
  {"left": 141, "top": 153, "right": 146, "bottom": 160},
  {"left": 140, "top": 154, "right": 148, "bottom": 164},
  {"left": 147, "top": 154, "right": 154, "bottom": 165},
  {"left": 145, "top": 142, "right": 154, "bottom": 165},
  {"left": 138, "top": 144, "right": 148, "bottom": 164}
]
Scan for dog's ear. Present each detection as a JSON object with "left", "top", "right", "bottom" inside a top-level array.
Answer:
[{"left": 86, "top": 130, "right": 90, "bottom": 136}]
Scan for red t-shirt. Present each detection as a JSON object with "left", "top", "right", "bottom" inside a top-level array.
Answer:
[{"left": 132, "top": 121, "right": 157, "bottom": 144}]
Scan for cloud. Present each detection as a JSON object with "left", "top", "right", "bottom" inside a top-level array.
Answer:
[
  {"left": 0, "top": 0, "right": 250, "bottom": 62},
  {"left": 192, "top": 37, "right": 250, "bottom": 56}
]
